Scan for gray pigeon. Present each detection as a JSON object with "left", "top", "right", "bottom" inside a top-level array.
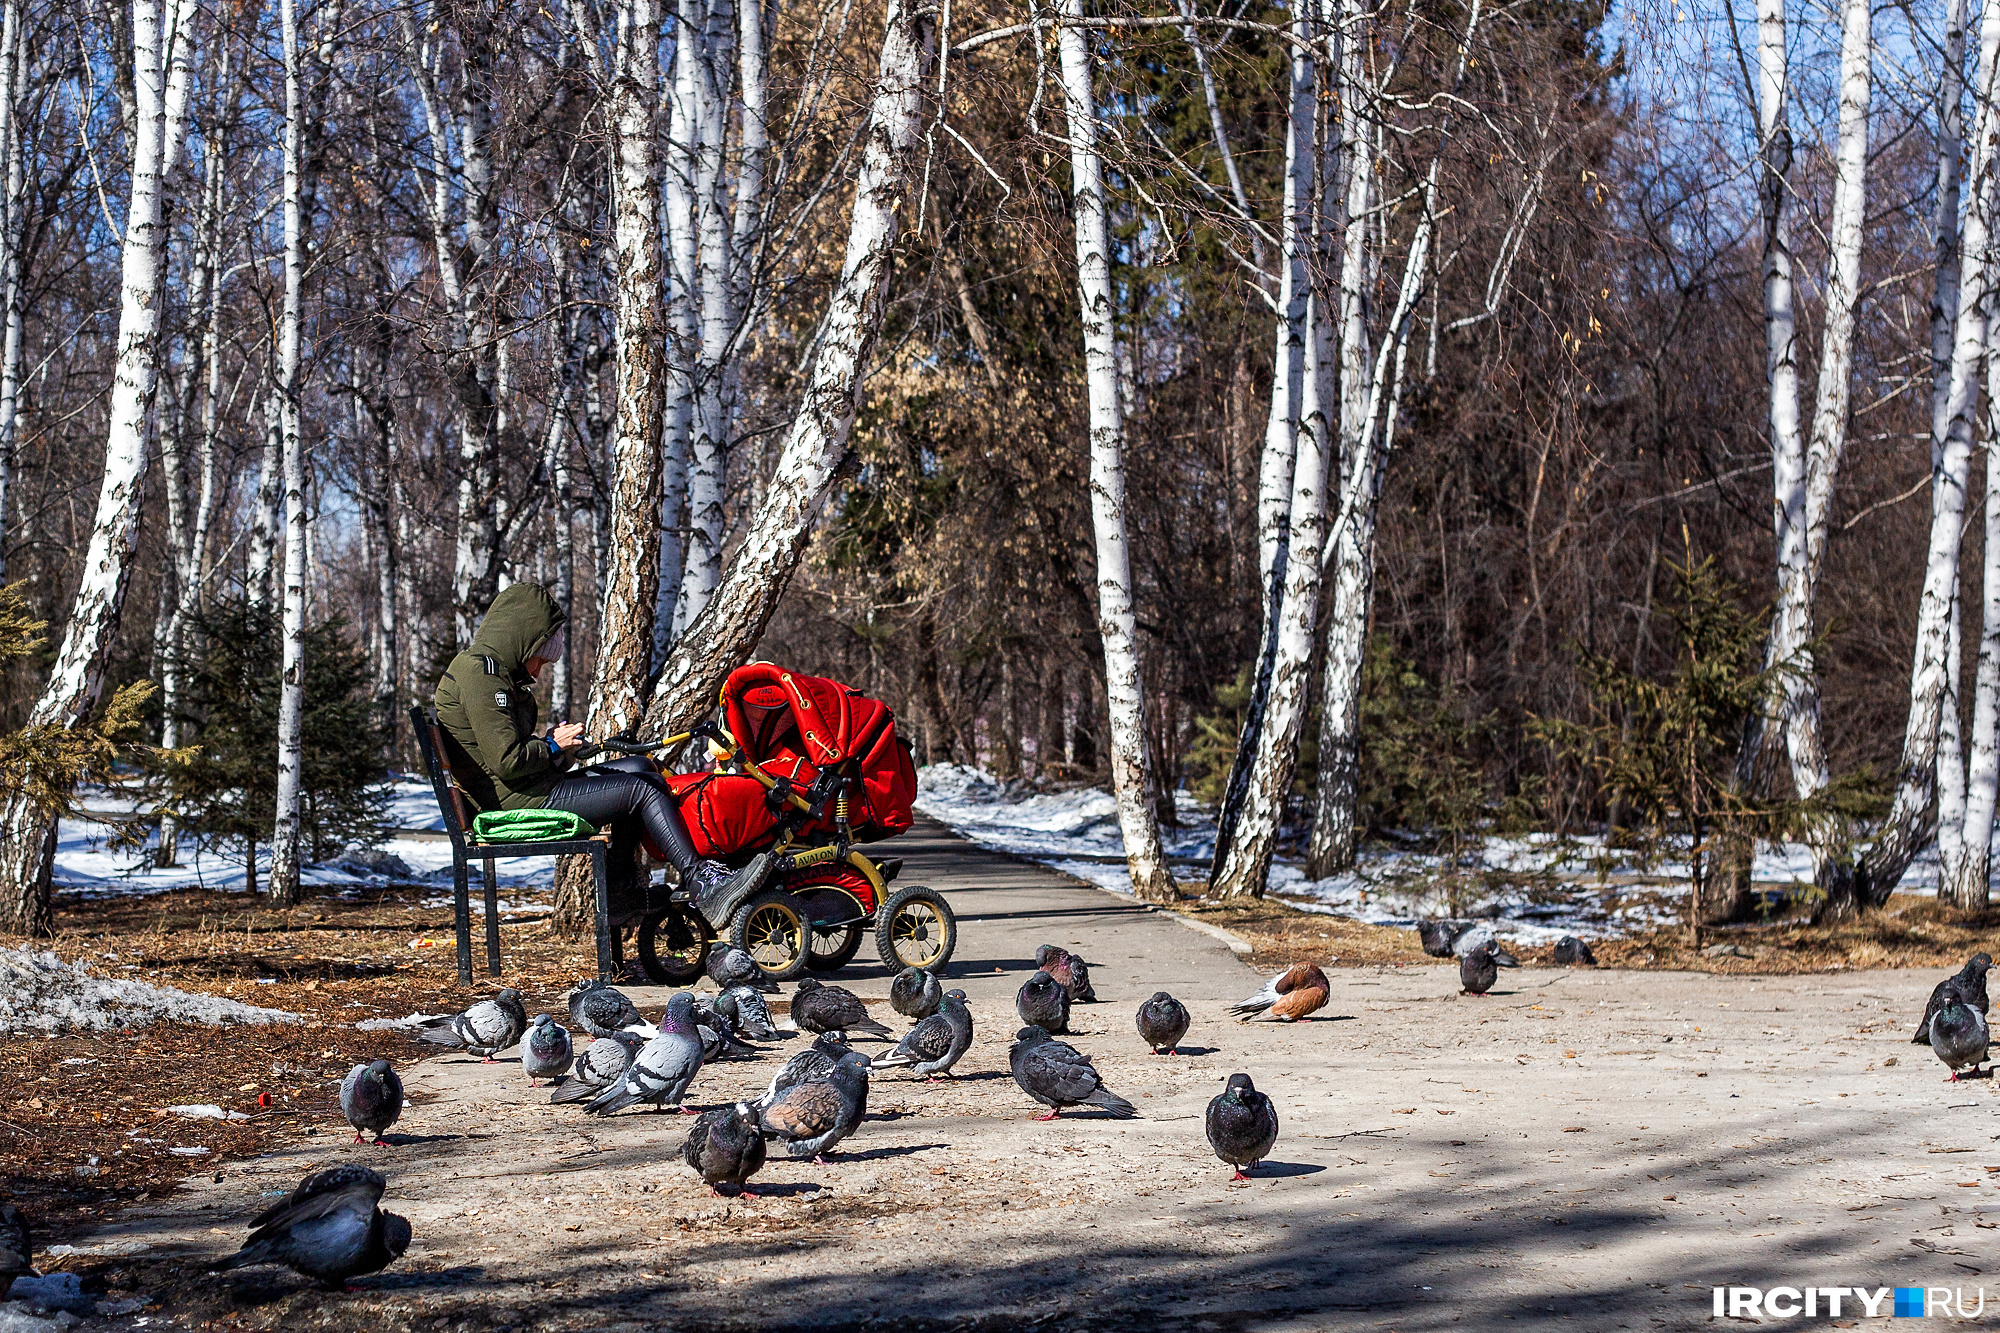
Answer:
[
  {"left": 889, "top": 967, "right": 943, "bottom": 1022},
  {"left": 715, "top": 985, "right": 781, "bottom": 1039},
  {"left": 1015, "top": 970, "right": 1070, "bottom": 1034},
  {"left": 1932, "top": 995, "right": 1991, "bottom": 1080},
  {"left": 872, "top": 989, "right": 973, "bottom": 1079},
  {"left": 1036, "top": 945, "right": 1097, "bottom": 1003},
  {"left": 682, "top": 1102, "right": 767, "bottom": 1197},
  {"left": 585, "top": 993, "right": 706, "bottom": 1116},
  {"left": 1205, "top": 1073, "right": 1280, "bottom": 1180},
  {"left": 708, "top": 943, "right": 778, "bottom": 993},
  {"left": 416, "top": 988, "right": 527, "bottom": 1061},
  {"left": 339, "top": 1060, "right": 403, "bottom": 1145},
  {"left": 215, "top": 1165, "right": 411, "bottom": 1290},
  {"left": 523, "top": 1014, "right": 575, "bottom": 1085},
  {"left": 1916, "top": 954, "right": 1994, "bottom": 1045},
  {"left": 1009, "top": 1025, "right": 1135, "bottom": 1121},
  {"left": 792, "top": 977, "right": 892, "bottom": 1038},
  {"left": 1136, "top": 992, "right": 1190, "bottom": 1055},
  {"left": 688, "top": 995, "right": 760, "bottom": 1061},
  {"left": 757, "top": 1032, "right": 853, "bottom": 1112},
  {"left": 1459, "top": 941, "right": 1517, "bottom": 996},
  {"left": 1418, "top": 920, "right": 1496, "bottom": 958},
  {"left": 759, "top": 1051, "right": 871, "bottom": 1162},
  {"left": 1550, "top": 936, "right": 1596, "bottom": 966},
  {"left": 551, "top": 1031, "right": 644, "bottom": 1105},
  {"left": 567, "top": 980, "right": 644, "bottom": 1038},
  {"left": 0, "top": 1203, "right": 32, "bottom": 1299}
]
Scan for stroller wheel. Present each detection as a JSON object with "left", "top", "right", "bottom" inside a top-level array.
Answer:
[
  {"left": 876, "top": 885, "right": 957, "bottom": 973},
  {"left": 637, "top": 906, "right": 711, "bottom": 986},
  {"left": 730, "top": 889, "right": 812, "bottom": 982}
]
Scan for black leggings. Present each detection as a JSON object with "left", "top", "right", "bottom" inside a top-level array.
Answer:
[{"left": 545, "top": 760, "right": 701, "bottom": 872}]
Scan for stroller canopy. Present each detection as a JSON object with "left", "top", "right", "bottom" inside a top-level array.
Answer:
[{"left": 721, "top": 663, "right": 916, "bottom": 839}]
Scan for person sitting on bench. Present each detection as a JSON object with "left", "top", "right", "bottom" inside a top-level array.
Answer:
[{"left": 432, "top": 583, "right": 760, "bottom": 904}]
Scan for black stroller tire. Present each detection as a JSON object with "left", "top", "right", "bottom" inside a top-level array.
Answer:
[
  {"left": 637, "top": 906, "right": 710, "bottom": 986},
  {"left": 875, "top": 885, "right": 956, "bottom": 973},
  {"left": 730, "top": 889, "right": 812, "bottom": 983}
]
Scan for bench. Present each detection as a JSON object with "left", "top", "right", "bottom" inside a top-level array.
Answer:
[{"left": 410, "top": 705, "right": 616, "bottom": 986}]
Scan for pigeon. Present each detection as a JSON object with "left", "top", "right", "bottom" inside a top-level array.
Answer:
[
  {"left": 1036, "top": 945, "right": 1097, "bottom": 1003},
  {"left": 1015, "top": 970, "right": 1071, "bottom": 1033},
  {"left": 873, "top": 989, "right": 974, "bottom": 1079},
  {"left": 522, "top": 1014, "right": 575, "bottom": 1085},
  {"left": 339, "top": 1059, "right": 403, "bottom": 1145},
  {"left": 585, "top": 993, "right": 706, "bottom": 1116},
  {"left": 1227, "top": 963, "right": 1330, "bottom": 1022},
  {"left": 551, "top": 1031, "right": 645, "bottom": 1105},
  {"left": 758, "top": 1051, "right": 872, "bottom": 1162},
  {"left": 791, "top": 977, "right": 892, "bottom": 1038},
  {"left": 1459, "top": 941, "right": 1518, "bottom": 996},
  {"left": 758, "top": 1032, "right": 853, "bottom": 1111},
  {"left": 1915, "top": 953, "right": 1994, "bottom": 1045},
  {"left": 889, "top": 967, "right": 943, "bottom": 1022},
  {"left": 681, "top": 1102, "right": 768, "bottom": 1198},
  {"left": 1551, "top": 936, "right": 1597, "bottom": 966},
  {"left": 0, "top": 1203, "right": 32, "bottom": 1299},
  {"left": 715, "top": 985, "right": 782, "bottom": 1039},
  {"left": 1932, "top": 995, "right": 1991, "bottom": 1080},
  {"left": 1416, "top": 920, "right": 1496, "bottom": 958},
  {"left": 708, "top": 943, "right": 778, "bottom": 993},
  {"left": 688, "top": 995, "right": 760, "bottom": 1061},
  {"left": 215, "top": 1165, "right": 411, "bottom": 1290},
  {"left": 415, "top": 988, "right": 527, "bottom": 1061},
  {"left": 1009, "top": 1025, "right": 1136, "bottom": 1121},
  {"left": 567, "top": 980, "right": 645, "bottom": 1038},
  {"left": 1136, "top": 991, "right": 1190, "bottom": 1055},
  {"left": 1205, "top": 1073, "right": 1280, "bottom": 1181}
]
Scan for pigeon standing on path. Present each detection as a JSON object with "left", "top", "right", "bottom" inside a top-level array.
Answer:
[
  {"left": 1016, "top": 970, "right": 1071, "bottom": 1033},
  {"left": 1550, "top": 936, "right": 1596, "bottom": 966},
  {"left": 1205, "top": 1074, "right": 1280, "bottom": 1181},
  {"left": 889, "top": 967, "right": 943, "bottom": 1022},
  {"left": 1459, "top": 942, "right": 1518, "bottom": 996},
  {"left": 873, "top": 990, "right": 974, "bottom": 1079},
  {"left": 1036, "top": 945, "right": 1097, "bottom": 1003},
  {"left": 339, "top": 1060, "right": 403, "bottom": 1145},
  {"left": 715, "top": 986, "right": 782, "bottom": 1039},
  {"left": 708, "top": 944, "right": 778, "bottom": 993},
  {"left": 522, "top": 1014, "right": 575, "bottom": 1085},
  {"left": 1227, "top": 964, "right": 1330, "bottom": 1022},
  {"left": 1930, "top": 995, "right": 1991, "bottom": 1081},
  {"left": 681, "top": 1102, "right": 767, "bottom": 1197},
  {"left": 568, "top": 980, "right": 644, "bottom": 1038},
  {"left": 0, "top": 1203, "right": 32, "bottom": 1298},
  {"left": 415, "top": 989, "right": 527, "bottom": 1061},
  {"left": 758, "top": 1032, "right": 853, "bottom": 1112},
  {"left": 792, "top": 977, "right": 892, "bottom": 1038},
  {"left": 551, "top": 1032, "right": 644, "bottom": 1105},
  {"left": 1009, "top": 1026, "right": 1136, "bottom": 1121},
  {"left": 1915, "top": 954, "right": 1994, "bottom": 1045},
  {"left": 215, "top": 1166, "right": 411, "bottom": 1290},
  {"left": 759, "top": 1052, "right": 872, "bottom": 1162},
  {"left": 1136, "top": 992, "right": 1190, "bottom": 1055},
  {"left": 585, "top": 993, "right": 706, "bottom": 1116}
]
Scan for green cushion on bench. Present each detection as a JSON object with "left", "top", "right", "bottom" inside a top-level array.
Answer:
[{"left": 471, "top": 808, "right": 594, "bottom": 844}]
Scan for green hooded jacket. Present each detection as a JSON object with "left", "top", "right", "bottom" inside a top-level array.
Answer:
[{"left": 433, "top": 584, "right": 568, "bottom": 811}]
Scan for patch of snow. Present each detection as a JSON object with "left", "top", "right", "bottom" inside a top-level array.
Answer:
[
  {"left": 166, "top": 1104, "right": 248, "bottom": 1121},
  {"left": 167, "top": 1147, "right": 210, "bottom": 1156},
  {"left": 354, "top": 1013, "right": 447, "bottom": 1032},
  {"left": 0, "top": 949, "right": 297, "bottom": 1034}
]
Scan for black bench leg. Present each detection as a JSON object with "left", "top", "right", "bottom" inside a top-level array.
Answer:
[
  {"left": 482, "top": 856, "right": 501, "bottom": 977},
  {"left": 453, "top": 852, "right": 473, "bottom": 987},
  {"left": 591, "top": 844, "right": 613, "bottom": 981}
]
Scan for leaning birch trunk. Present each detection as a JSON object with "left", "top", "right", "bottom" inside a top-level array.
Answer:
[
  {"left": 553, "top": 0, "right": 670, "bottom": 937},
  {"left": 268, "top": 0, "right": 308, "bottom": 906},
  {"left": 1206, "top": 26, "right": 1312, "bottom": 888},
  {"left": 1055, "top": 0, "right": 1176, "bottom": 902},
  {"left": 0, "top": 0, "right": 195, "bottom": 936},
  {"left": 1935, "top": 0, "right": 1973, "bottom": 892},
  {"left": 636, "top": 0, "right": 937, "bottom": 738},
  {"left": 1831, "top": 0, "right": 2000, "bottom": 918}
]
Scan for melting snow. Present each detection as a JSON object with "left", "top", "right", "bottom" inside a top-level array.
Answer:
[{"left": 0, "top": 948, "right": 297, "bottom": 1033}]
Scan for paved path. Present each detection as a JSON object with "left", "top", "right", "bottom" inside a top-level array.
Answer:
[{"left": 73, "top": 819, "right": 2000, "bottom": 1331}]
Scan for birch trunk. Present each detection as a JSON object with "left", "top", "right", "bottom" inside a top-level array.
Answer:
[
  {"left": 268, "top": 0, "right": 308, "bottom": 906},
  {"left": 450, "top": 5, "right": 500, "bottom": 643},
  {"left": 1055, "top": 0, "right": 1175, "bottom": 902},
  {"left": 0, "top": 0, "right": 23, "bottom": 587},
  {"left": 246, "top": 386, "right": 283, "bottom": 602},
  {"left": 637, "top": 0, "right": 937, "bottom": 737},
  {"left": 659, "top": 18, "right": 700, "bottom": 653},
  {"left": 0, "top": 0, "right": 195, "bottom": 935},
  {"left": 1935, "top": 0, "right": 1971, "bottom": 885},
  {"left": 1837, "top": 0, "right": 2000, "bottom": 917}
]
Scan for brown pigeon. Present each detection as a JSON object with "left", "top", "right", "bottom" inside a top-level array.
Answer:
[{"left": 1226, "top": 963, "right": 1330, "bottom": 1022}]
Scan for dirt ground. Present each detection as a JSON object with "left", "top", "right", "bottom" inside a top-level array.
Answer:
[{"left": 8, "top": 821, "right": 2000, "bottom": 1332}]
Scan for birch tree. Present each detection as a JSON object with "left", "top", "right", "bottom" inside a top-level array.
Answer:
[
  {"left": 0, "top": 0, "right": 25, "bottom": 586},
  {"left": 0, "top": 0, "right": 196, "bottom": 934}
]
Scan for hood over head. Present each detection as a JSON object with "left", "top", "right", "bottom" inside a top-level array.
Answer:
[{"left": 468, "top": 584, "right": 567, "bottom": 675}]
